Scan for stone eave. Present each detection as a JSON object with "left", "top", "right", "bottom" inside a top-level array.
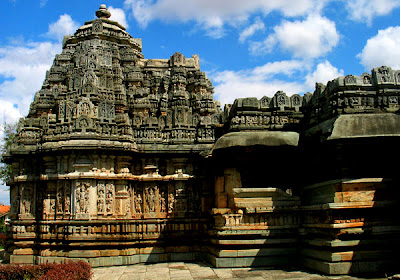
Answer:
[
  {"left": 303, "top": 113, "right": 400, "bottom": 141},
  {"left": 212, "top": 131, "right": 299, "bottom": 152}
]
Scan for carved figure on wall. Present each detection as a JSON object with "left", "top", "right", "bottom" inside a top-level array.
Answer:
[
  {"left": 146, "top": 188, "right": 155, "bottom": 212},
  {"left": 59, "top": 101, "right": 65, "bottom": 119},
  {"left": 21, "top": 185, "right": 33, "bottom": 215},
  {"left": 97, "top": 183, "right": 105, "bottom": 213},
  {"left": 363, "top": 75, "right": 371, "bottom": 84},
  {"left": 49, "top": 198, "right": 56, "bottom": 214},
  {"left": 160, "top": 192, "right": 166, "bottom": 213},
  {"left": 345, "top": 75, "right": 357, "bottom": 84},
  {"left": 76, "top": 182, "right": 89, "bottom": 214},
  {"left": 144, "top": 186, "right": 161, "bottom": 213},
  {"left": 105, "top": 183, "right": 113, "bottom": 214},
  {"left": 135, "top": 192, "right": 142, "bottom": 213},
  {"left": 56, "top": 183, "right": 63, "bottom": 213},
  {"left": 168, "top": 193, "right": 174, "bottom": 213},
  {"left": 64, "top": 184, "right": 71, "bottom": 215},
  {"left": 42, "top": 196, "right": 47, "bottom": 217},
  {"left": 126, "top": 195, "right": 131, "bottom": 216}
]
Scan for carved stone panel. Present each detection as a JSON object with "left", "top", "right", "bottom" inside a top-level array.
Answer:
[
  {"left": 19, "top": 183, "right": 34, "bottom": 219},
  {"left": 75, "top": 181, "right": 90, "bottom": 220},
  {"left": 143, "top": 183, "right": 167, "bottom": 219},
  {"left": 56, "top": 181, "right": 64, "bottom": 215},
  {"left": 97, "top": 181, "right": 106, "bottom": 214},
  {"left": 273, "top": 91, "right": 290, "bottom": 111},
  {"left": 64, "top": 182, "right": 71, "bottom": 215},
  {"left": 105, "top": 183, "right": 114, "bottom": 215},
  {"left": 132, "top": 185, "right": 143, "bottom": 219}
]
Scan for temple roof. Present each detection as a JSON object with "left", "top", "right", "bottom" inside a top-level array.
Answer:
[{"left": 12, "top": 5, "right": 222, "bottom": 155}]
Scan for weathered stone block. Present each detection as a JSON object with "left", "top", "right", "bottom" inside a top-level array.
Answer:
[
  {"left": 11, "top": 255, "right": 35, "bottom": 264},
  {"left": 13, "top": 248, "right": 34, "bottom": 255},
  {"left": 69, "top": 250, "right": 100, "bottom": 258}
]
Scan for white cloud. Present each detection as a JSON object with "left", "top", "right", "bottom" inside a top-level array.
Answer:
[
  {"left": 0, "top": 101, "right": 22, "bottom": 125},
  {"left": 0, "top": 14, "right": 74, "bottom": 119},
  {"left": 124, "top": 0, "right": 328, "bottom": 37},
  {"left": 346, "top": 0, "right": 400, "bottom": 24},
  {"left": 109, "top": 6, "right": 129, "bottom": 29},
  {"left": 305, "top": 60, "right": 344, "bottom": 90},
  {"left": 0, "top": 15, "right": 78, "bottom": 117},
  {"left": 358, "top": 26, "right": 400, "bottom": 70},
  {"left": 239, "top": 17, "right": 265, "bottom": 42},
  {"left": 0, "top": 42, "right": 61, "bottom": 116},
  {"left": 251, "top": 60, "right": 307, "bottom": 77},
  {"left": 212, "top": 59, "right": 344, "bottom": 106},
  {"left": 251, "top": 15, "right": 339, "bottom": 58},
  {"left": 46, "top": 14, "right": 80, "bottom": 42},
  {"left": 212, "top": 60, "right": 308, "bottom": 105}
]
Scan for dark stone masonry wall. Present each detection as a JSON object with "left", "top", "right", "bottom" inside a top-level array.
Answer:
[{"left": 3, "top": 5, "right": 400, "bottom": 275}]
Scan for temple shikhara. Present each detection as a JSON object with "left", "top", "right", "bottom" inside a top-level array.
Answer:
[{"left": 4, "top": 5, "right": 400, "bottom": 275}]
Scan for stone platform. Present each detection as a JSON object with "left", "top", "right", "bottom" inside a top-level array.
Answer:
[{"left": 93, "top": 262, "right": 387, "bottom": 280}]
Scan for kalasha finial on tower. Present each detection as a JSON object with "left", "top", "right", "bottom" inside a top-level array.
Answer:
[{"left": 96, "top": 4, "right": 111, "bottom": 19}]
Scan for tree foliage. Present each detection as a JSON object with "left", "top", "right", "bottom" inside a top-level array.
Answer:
[{"left": 0, "top": 122, "right": 17, "bottom": 184}]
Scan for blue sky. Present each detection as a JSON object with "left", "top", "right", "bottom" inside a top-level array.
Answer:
[{"left": 1, "top": 0, "right": 400, "bottom": 203}]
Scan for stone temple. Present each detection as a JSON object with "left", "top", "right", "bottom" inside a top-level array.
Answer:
[{"left": 4, "top": 5, "right": 400, "bottom": 275}]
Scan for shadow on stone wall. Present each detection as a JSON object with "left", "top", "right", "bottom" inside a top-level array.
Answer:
[{"left": 300, "top": 136, "right": 400, "bottom": 276}]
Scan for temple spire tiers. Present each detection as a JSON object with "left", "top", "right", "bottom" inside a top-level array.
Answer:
[{"left": 7, "top": 4, "right": 221, "bottom": 266}]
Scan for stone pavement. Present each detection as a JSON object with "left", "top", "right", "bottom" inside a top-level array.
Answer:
[{"left": 93, "top": 262, "right": 387, "bottom": 280}]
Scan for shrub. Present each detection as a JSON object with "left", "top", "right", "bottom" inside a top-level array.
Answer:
[
  {"left": 39, "top": 261, "right": 92, "bottom": 280},
  {"left": 0, "top": 260, "right": 92, "bottom": 280},
  {"left": 0, "top": 234, "right": 8, "bottom": 248}
]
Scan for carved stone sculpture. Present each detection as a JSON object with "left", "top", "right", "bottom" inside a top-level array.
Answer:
[{"left": 4, "top": 5, "right": 400, "bottom": 276}]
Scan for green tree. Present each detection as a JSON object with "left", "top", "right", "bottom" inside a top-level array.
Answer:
[{"left": 0, "top": 122, "right": 17, "bottom": 185}]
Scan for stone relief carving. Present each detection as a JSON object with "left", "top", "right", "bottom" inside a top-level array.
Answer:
[
  {"left": 145, "top": 186, "right": 157, "bottom": 213},
  {"left": 133, "top": 189, "right": 143, "bottom": 218},
  {"left": 56, "top": 182, "right": 64, "bottom": 214},
  {"left": 168, "top": 192, "right": 175, "bottom": 214},
  {"left": 97, "top": 182, "right": 105, "bottom": 214},
  {"left": 105, "top": 183, "right": 113, "bottom": 214},
  {"left": 20, "top": 184, "right": 33, "bottom": 218},
  {"left": 76, "top": 182, "right": 90, "bottom": 219},
  {"left": 96, "top": 181, "right": 114, "bottom": 216},
  {"left": 64, "top": 183, "right": 71, "bottom": 214}
]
